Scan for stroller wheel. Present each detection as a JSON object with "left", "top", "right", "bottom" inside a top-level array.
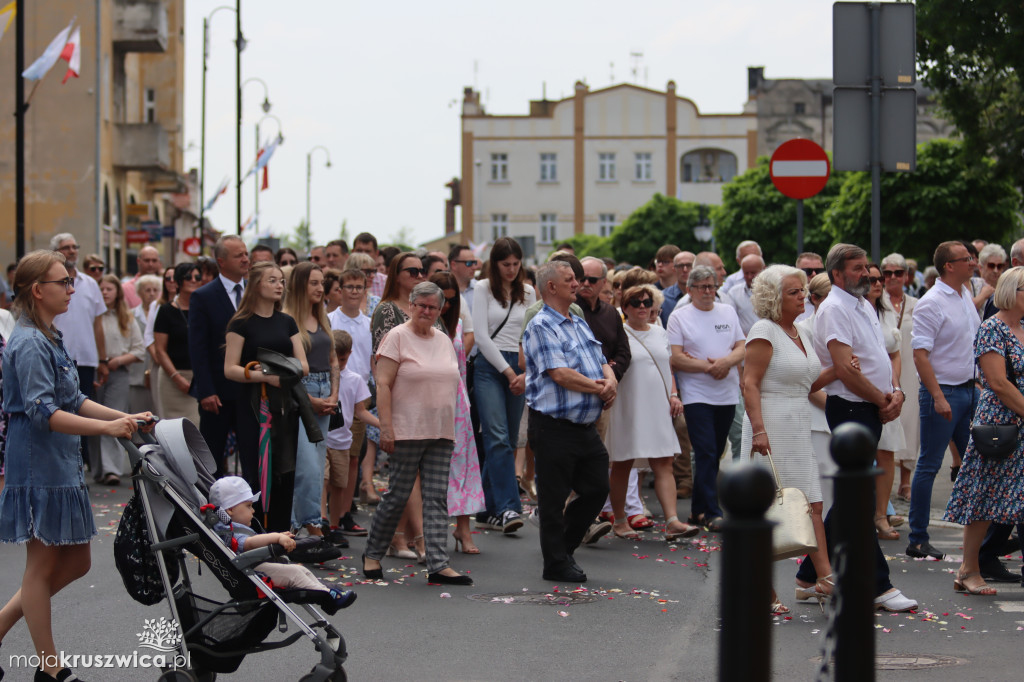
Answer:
[{"left": 157, "top": 670, "right": 198, "bottom": 682}]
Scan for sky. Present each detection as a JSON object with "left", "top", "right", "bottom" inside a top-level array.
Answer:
[{"left": 184, "top": 0, "right": 837, "bottom": 250}]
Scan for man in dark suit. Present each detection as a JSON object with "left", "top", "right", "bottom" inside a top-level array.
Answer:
[{"left": 189, "top": 235, "right": 257, "bottom": 480}]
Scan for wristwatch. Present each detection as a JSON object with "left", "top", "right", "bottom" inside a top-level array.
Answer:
[
  {"left": 892, "top": 387, "right": 904, "bottom": 395},
  {"left": 99, "top": 358, "right": 110, "bottom": 365}
]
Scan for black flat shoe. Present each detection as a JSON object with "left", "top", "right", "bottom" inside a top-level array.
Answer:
[
  {"left": 543, "top": 565, "right": 587, "bottom": 583},
  {"left": 427, "top": 571, "right": 473, "bottom": 586},
  {"left": 980, "top": 561, "right": 1020, "bottom": 583},
  {"left": 362, "top": 553, "right": 383, "bottom": 580},
  {"left": 906, "top": 542, "right": 945, "bottom": 560},
  {"left": 35, "top": 669, "right": 83, "bottom": 682}
]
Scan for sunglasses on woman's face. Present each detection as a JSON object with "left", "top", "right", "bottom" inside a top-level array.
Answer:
[
  {"left": 401, "top": 267, "right": 427, "bottom": 278},
  {"left": 867, "top": 276, "right": 881, "bottom": 284},
  {"left": 626, "top": 298, "right": 654, "bottom": 308},
  {"left": 87, "top": 265, "right": 104, "bottom": 273},
  {"left": 279, "top": 259, "right": 297, "bottom": 266}
]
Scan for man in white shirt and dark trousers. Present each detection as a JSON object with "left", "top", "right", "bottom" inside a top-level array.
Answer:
[
  {"left": 908, "top": 241, "right": 981, "bottom": 561},
  {"left": 796, "top": 243, "right": 919, "bottom": 612}
]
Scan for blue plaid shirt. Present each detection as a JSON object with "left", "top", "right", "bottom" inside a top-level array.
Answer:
[{"left": 523, "top": 304, "right": 607, "bottom": 425}]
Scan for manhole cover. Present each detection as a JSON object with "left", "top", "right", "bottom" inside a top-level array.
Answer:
[
  {"left": 876, "top": 653, "right": 967, "bottom": 670},
  {"left": 469, "top": 591, "right": 599, "bottom": 606},
  {"left": 813, "top": 654, "right": 967, "bottom": 671}
]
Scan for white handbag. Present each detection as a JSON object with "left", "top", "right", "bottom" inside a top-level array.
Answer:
[{"left": 762, "top": 449, "right": 818, "bottom": 561}]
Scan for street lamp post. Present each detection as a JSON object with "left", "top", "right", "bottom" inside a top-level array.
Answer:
[
  {"left": 306, "top": 145, "right": 332, "bottom": 236},
  {"left": 199, "top": 4, "right": 236, "bottom": 252},
  {"left": 238, "top": 76, "right": 271, "bottom": 236},
  {"left": 254, "top": 114, "right": 284, "bottom": 240}
]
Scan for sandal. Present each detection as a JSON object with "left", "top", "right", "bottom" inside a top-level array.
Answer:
[
  {"left": 359, "top": 479, "right": 381, "bottom": 505},
  {"left": 663, "top": 516, "right": 701, "bottom": 542},
  {"left": 771, "top": 599, "right": 791, "bottom": 615},
  {"left": 887, "top": 514, "right": 905, "bottom": 528},
  {"left": 101, "top": 473, "right": 121, "bottom": 486},
  {"left": 896, "top": 484, "right": 911, "bottom": 502},
  {"left": 613, "top": 524, "right": 641, "bottom": 541},
  {"left": 627, "top": 514, "right": 656, "bottom": 531},
  {"left": 954, "top": 571, "right": 997, "bottom": 596},
  {"left": 452, "top": 532, "right": 481, "bottom": 555},
  {"left": 874, "top": 515, "right": 899, "bottom": 541}
]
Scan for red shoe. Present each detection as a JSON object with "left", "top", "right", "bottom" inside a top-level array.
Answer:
[
  {"left": 627, "top": 514, "right": 656, "bottom": 531},
  {"left": 598, "top": 512, "right": 614, "bottom": 524}
]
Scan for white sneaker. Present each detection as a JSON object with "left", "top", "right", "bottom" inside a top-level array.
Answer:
[{"left": 874, "top": 588, "right": 918, "bottom": 612}]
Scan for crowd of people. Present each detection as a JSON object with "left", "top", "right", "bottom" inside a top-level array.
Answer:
[{"left": 1, "top": 228, "right": 1023, "bottom": 680}]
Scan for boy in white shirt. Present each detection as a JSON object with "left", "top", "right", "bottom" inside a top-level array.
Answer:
[{"left": 322, "top": 330, "right": 379, "bottom": 546}]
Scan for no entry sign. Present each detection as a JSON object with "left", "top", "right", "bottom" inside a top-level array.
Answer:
[{"left": 770, "top": 139, "right": 831, "bottom": 200}]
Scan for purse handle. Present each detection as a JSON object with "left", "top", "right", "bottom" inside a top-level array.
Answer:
[
  {"left": 623, "top": 325, "right": 671, "bottom": 401},
  {"left": 761, "top": 448, "right": 785, "bottom": 499}
]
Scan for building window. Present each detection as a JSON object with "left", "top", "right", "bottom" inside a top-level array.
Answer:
[
  {"left": 490, "top": 153, "right": 508, "bottom": 182},
  {"left": 599, "top": 213, "right": 616, "bottom": 238},
  {"left": 794, "top": 102, "right": 806, "bottom": 115},
  {"left": 540, "top": 153, "right": 557, "bottom": 182},
  {"left": 635, "top": 152, "right": 652, "bottom": 181},
  {"left": 491, "top": 214, "right": 508, "bottom": 241},
  {"left": 539, "top": 213, "right": 557, "bottom": 244},
  {"left": 144, "top": 88, "right": 156, "bottom": 123},
  {"left": 598, "top": 152, "right": 616, "bottom": 181},
  {"left": 680, "top": 149, "right": 739, "bottom": 183}
]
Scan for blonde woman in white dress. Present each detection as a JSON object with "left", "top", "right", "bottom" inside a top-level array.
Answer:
[{"left": 740, "top": 265, "right": 833, "bottom": 613}]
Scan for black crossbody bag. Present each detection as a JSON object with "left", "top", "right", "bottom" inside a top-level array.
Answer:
[
  {"left": 971, "top": 331, "right": 1020, "bottom": 461},
  {"left": 466, "top": 302, "right": 514, "bottom": 391}
]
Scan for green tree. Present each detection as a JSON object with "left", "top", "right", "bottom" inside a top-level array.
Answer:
[
  {"left": 556, "top": 233, "right": 614, "bottom": 260},
  {"left": 609, "top": 194, "right": 702, "bottom": 265},
  {"left": 281, "top": 219, "right": 313, "bottom": 254},
  {"left": 385, "top": 226, "right": 415, "bottom": 252},
  {"left": 713, "top": 156, "right": 845, "bottom": 266},
  {"left": 823, "top": 138, "right": 1021, "bottom": 263},
  {"left": 917, "top": 1, "right": 1024, "bottom": 190}
]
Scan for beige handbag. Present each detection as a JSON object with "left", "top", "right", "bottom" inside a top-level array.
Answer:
[{"left": 762, "top": 449, "right": 818, "bottom": 560}]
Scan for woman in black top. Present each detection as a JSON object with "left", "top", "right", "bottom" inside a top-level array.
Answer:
[
  {"left": 284, "top": 262, "right": 338, "bottom": 538},
  {"left": 152, "top": 262, "right": 202, "bottom": 424},
  {"left": 224, "top": 262, "right": 307, "bottom": 530}
]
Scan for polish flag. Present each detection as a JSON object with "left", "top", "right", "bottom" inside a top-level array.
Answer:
[
  {"left": 60, "top": 26, "right": 81, "bottom": 84},
  {"left": 22, "top": 19, "right": 74, "bottom": 81}
]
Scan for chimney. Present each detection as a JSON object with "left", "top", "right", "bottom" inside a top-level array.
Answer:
[{"left": 747, "top": 66, "right": 765, "bottom": 100}]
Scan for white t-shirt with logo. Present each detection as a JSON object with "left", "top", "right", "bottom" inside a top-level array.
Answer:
[{"left": 666, "top": 303, "right": 744, "bottom": 406}]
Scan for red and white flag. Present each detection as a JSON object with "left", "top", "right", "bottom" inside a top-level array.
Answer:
[
  {"left": 60, "top": 26, "right": 81, "bottom": 84},
  {"left": 22, "top": 18, "right": 74, "bottom": 81}
]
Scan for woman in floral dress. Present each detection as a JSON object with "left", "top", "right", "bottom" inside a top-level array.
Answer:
[
  {"left": 431, "top": 273, "right": 485, "bottom": 553},
  {"left": 944, "top": 267, "right": 1024, "bottom": 596}
]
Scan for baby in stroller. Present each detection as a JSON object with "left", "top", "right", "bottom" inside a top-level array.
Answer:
[{"left": 210, "top": 477, "right": 356, "bottom": 614}]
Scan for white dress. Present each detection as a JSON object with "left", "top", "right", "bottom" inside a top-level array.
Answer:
[
  {"left": 606, "top": 325, "right": 679, "bottom": 462},
  {"left": 892, "top": 294, "right": 919, "bottom": 468},
  {"left": 740, "top": 319, "right": 823, "bottom": 503},
  {"left": 877, "top": 303, "right": 907, "bottom": 452}
]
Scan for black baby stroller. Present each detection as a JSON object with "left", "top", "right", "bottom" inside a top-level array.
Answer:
[{"left": 114, "top": 417, "right": 349, "bottom": 681}]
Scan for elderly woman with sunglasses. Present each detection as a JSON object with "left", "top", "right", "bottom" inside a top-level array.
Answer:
[
  {"left": 362, "top": 281, "right": 472, "bottom": 585},
  {"left": 881, "top": 253, "right": 920, "bottom": 504},
  {"left": 606, "top": 285, "right": 700, "bottom": 541}
]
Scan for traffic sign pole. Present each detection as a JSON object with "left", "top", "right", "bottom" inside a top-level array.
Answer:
[
  {"left": 769, "top": 139, "right": 830, "bottom": 259},
  {"left": 797, "top": 199, "right": 804, "bottom": 254}
]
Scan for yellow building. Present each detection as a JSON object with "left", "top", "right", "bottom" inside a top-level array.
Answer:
[{"left": 0, "top": 0, "right": 194, "bottom": 272}]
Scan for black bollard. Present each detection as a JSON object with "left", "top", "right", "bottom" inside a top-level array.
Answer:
[
  {"left": 830, "top": 422, "right": 880, "bottom": 682},
  {"left": 718, "top": 463, "right": 776, "bottom": 682}
]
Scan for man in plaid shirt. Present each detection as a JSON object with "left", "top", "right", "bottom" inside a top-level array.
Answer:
[{"left": 522, "top": 260, "right": 617, "bottom": 583}]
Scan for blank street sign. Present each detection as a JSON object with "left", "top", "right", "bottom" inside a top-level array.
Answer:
[
  {"left": 832, "top": 87, "right": 917, "bottom": 172},
  {"left": 834, "top": 2, "right": 916, "bottom": 88}
]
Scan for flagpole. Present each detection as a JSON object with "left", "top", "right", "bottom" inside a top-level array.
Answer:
[{"left": 15, "top": 0, "right": 25, "bottom": 258}]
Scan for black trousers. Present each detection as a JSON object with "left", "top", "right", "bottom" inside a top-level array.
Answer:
[
  {"left": 199, "top": 397, "right": 259, "bottom": 485},
  {"left": 795, "top": 396, "right": 893, "bottom": 596},
  {"left": 76, "top": 365, "right": 96, "bottom": 471},
  {"left": 528, "top": 409, "right": 610, "bottom": 572},
  {"left": 979, "top": 522, "right": 1024, "bottom": 572}
]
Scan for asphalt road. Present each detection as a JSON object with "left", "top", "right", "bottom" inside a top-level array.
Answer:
[{"left": 0, "top": 447, "right": 1021, "bottom": 681}]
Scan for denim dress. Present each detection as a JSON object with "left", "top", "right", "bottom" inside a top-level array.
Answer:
[{"left": 0, "top": 319, "right": 94, "bottom": 545}]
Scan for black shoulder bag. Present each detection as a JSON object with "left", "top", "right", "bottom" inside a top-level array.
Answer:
[
  {"left": 971, "top": 330, "right": 1020, "bottom": 462},
  {"left": 466, "top": 301, "right": 514, "bottom": 392}
]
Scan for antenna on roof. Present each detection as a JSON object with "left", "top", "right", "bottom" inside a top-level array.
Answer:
[
  {"left": 610, "top": 61, "right": 615, "bottom": 83},
  {"left": 473, "top": 59, "right": 478, "bottom": 89},
  {"left": 630, "top": 51, "right": 644, "bottom": 84},
  {"left": 542, "top": 81, "right": 547, "bottom": 100}
]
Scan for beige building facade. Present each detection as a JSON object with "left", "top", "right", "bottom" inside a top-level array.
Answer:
[
  {"left": 450, "top": 69, "right": 952, "bottom": 259},
  {"left": 459, "top": 81, "right": 757, "bottom": 260},
  {"left": 0, "top": 0, "right": 195, "bottom": 272}
]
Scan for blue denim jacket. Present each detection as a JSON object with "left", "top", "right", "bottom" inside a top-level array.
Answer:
[{"left": 2, "top": 318, "right": 88, "bottom": 426}]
